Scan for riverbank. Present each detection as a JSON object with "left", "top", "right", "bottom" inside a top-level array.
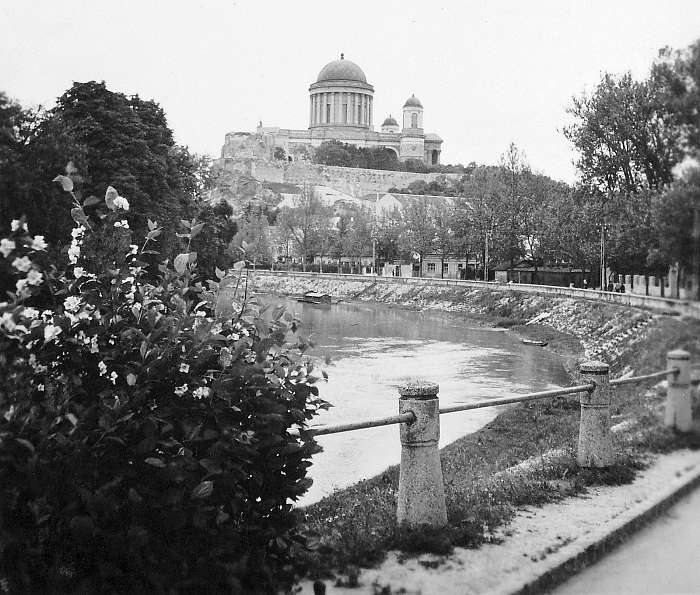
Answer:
[
  {"left": 248, "top": 274, "right": 700, "bottom": 592},
  {"left": 250, "top": 273, "right": 653, "bottom": 365}
]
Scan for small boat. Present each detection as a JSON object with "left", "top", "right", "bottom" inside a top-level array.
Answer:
[
  {"left": 297, "top": 292, "right": 332, "bottom": 305},
  {"left": 521, "top": 338, "right": 548, "bottom": 347}
]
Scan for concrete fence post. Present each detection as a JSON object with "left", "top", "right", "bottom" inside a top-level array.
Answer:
[
  {"left": 397, "top": 380, "right": 447, "bottom": 528},
  {"left": 578, "top": 361, "right": 614, "bottom": 467},
  {"left": 665, "top": 349, "right": 692, "bottom": 432}
]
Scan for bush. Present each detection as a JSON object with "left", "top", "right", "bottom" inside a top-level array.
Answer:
[{"left": 0, "top": 176, "right": 328, "bottom": 592}]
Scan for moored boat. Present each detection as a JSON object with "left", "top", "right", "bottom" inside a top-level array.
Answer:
[{"left": 297, "top": 292, "right": 332, "bottom": 304}]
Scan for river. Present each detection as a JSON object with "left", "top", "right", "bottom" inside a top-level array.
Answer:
[{"left": 262, "top": 297, "right": 572, "bottom": 506}]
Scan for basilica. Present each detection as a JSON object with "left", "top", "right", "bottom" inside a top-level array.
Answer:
[{"left": 254, "top": 54, "right": 443, "bottom": 165}]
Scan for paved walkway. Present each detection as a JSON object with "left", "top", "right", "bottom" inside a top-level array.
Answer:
[
  {"left": 296, "top": 449, "right": 700, "bottom": 595},
  {"left": 550, "top": 485, "right": 700, "bottom": 594}
]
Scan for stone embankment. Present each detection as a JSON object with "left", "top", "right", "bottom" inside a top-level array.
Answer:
[{"left": 251, "top": 273, "right": 655, "bottom": 365}]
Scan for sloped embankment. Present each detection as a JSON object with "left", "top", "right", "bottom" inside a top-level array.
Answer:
[{"left": 251, "top": 274, "right": 654, "bottom": 366}]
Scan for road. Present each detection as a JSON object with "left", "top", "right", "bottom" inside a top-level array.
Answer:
[{"left": 551, "top": 485, "right": 700, "bottom": 594}]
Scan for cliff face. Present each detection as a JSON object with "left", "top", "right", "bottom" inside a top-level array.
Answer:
[{"left": 249, "top": 274, "right": 655, "bottom": 365}]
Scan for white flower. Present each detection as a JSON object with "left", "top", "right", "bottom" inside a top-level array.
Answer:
[
  {"left": 43, "top": 324, "right": 62, "bottom": 342},
  {"left": 193, "top": 386, "right": 211, "bottom": 400},
  {"left": 63, "top": 296, "right": 82, "bottom": 313},
  {"left": 90, "top": 336, "right": 99, "bottom": 353},
  {"left": 174, "top": 383, "right": 188, "bottom": 397},
  {"left": 113, "top": 196, "right": 130, "bottom": 211},
  {"left": 26, "top": 270, "right": 43, "bottom": 286},
  {"left": 37, "top": 384, "right": 45, "bottom": 392},
  {"left": 0, "top": 312, "right": 15, "bottom": 331},
  {"left": 98, "top": 361, "right": 107, "bottom": 376},
  {"left": 21, "top": 307, "right": 39, "bottom": 320},
  {"left": 15, "top": 278, "right": 29, "bottom": 294},
  {"left": 73, "top": 267, "right": 85, "bottom": 278},
  {"left": 11, "top": 219, "right": 26, "bottom": 232},
  {"left": 114, "top": 220, "right": 129, "bottom": 229},
  {"left": 129, "top": 245, "right": 138, "bottom": 255},
  {"left": 126, "top": 373, "right": 137, "bottom": 386},
  {"left": 179, "top": 363, "right": 190, "bottom": 373},
  {"left": 68, "top": 243, "right": 81, "bottom": 264},
  {"left": 12, "top": 256, "right": 32, "bottom": 272},
  {"left": 71, "top": 226, "right": 86, "bottom": 239},
  {"left": 30, "top": 236, "right": 47, "bottom": 251},
  {"left": 109, "top": 371, "right": 118, "bottom": 385},
  {"left": 0, "top": 239, "right": 16, "bottom": 258}
]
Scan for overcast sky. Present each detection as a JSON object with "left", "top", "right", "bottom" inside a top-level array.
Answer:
[{"left": 2, "top": 0, "right": 699, "bottom": 183}]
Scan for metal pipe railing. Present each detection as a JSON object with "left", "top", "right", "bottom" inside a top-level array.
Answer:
[
  {"left": 438, "top": 384, "right": 595, "bottom": 415},
  {"left": 609, "top": 368, "right": 678, "bottom": 386},
  {"left": 302, "top": 367, "right": 681, "bottom": 437},
  {"left": 305, "top": 411, "right": 415, "bottom": 436}
]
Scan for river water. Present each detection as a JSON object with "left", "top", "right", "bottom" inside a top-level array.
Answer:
[{"left": 263, "top": 297, "right": 571, "bottom": 506}]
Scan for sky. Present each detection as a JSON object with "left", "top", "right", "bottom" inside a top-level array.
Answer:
[{"left": 2, "top": 0, "right": 700, "bottom": 183}]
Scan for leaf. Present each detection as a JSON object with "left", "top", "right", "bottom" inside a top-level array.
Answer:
[
  {"left": 233, "top": 260, "right": 245, "bottom": 271},
  {"left": 53, "top": 175, "right": 74, "bottom": 192},
  {"left": 191, "top": 480, "right": 214, "bottom": 499},
  {"left": 105, "top": 186, "right": 118, "bottom": 210},
  {"left": 147, "top": 229, "right": 162, "bottom": 241},
  {"left": 70, "top": 207, "right": 89, "bottom": 226},
  {"left": 144, "top": 457, "right": 166, "bottom": 468},
  {"left": 180, "top": 219, "right": 191, "bottom": 229},
  {"left": 187, "top": 251, "right": 197, "bottom": 264},
  {"left": 147, "top": 218, "right": 157, "bottom": 231},
  {"left": 15, "top": 438, "right": 35, "bottom": 453},
  {"left": 174, "top": 253, "right": 189, "bottom": 274},
  {"left": 190, "top": 222, "right": 205, "bottom": 239},
  {"left": 82, "top": 195, "right": 101, "bottom": 207},
  {"left": 215, "top": 267, "right": 226, "bottom": 280}
]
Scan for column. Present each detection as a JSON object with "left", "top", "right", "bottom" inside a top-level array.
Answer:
[
  {"left": 396, "top": 380, "right": 447, "bottom": 528},
  {"left": 369, "top": 97, "right": 373, "bottom": 127}
]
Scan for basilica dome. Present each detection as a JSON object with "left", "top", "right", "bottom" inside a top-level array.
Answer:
[
  {"left": 403, "top": 94, "right": 423, "bottom": 108},
  {"left": 317, "top": 55, "right": 367, "bottom": 83}
]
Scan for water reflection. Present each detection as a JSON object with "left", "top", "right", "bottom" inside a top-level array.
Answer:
[{"left": 261, "top": 297, "right": 571, "bottom": 506}]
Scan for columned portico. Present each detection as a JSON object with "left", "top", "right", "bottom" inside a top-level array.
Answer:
[{"left": 309, "top": 54, "right": 374, "bottom": 131}]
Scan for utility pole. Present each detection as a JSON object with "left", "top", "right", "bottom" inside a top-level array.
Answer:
[{"left": 693, "top": 204, "right": 700, "bottom": 300}]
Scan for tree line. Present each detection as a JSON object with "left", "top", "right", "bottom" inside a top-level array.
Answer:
[{"left": 0, "top": 82, "right": 237, "bottom": 281}]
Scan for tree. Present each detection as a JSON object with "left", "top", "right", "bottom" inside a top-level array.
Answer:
[
  {"left": 401, "top": 200, "right": 435, "bottom": 275},
  {"left": 431, "top": 201, "right": 455, "bottom": 278},
  {"left": 45, "top": 82, "right": 196, "bottom": 257},
  {"left": 189, "top": 200, "right": 238, "bottom": 277},
  {"left": 276, "top": 187, "right": 332, "bottom": 271},
  {"left": 564, "top": 72, "right": 683, "bottom": 194},
  {"left": 234, "top": 212, "right": 271, "bottom": 269}
]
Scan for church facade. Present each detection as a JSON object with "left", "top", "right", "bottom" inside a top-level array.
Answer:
[{"left": 251, "top": 54, "right": 443, "bottom": 165}]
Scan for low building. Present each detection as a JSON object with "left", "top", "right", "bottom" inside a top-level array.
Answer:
[{"left": 494, "top": 262, "right": 592, "bottom": 288}]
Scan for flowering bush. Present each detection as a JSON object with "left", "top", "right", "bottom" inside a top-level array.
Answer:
[{"left": 0, "top": 177, "right": 328, "bottom": 592}]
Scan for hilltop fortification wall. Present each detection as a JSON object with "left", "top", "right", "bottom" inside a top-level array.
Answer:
[
  {"left": 214, "top": 156, "right": 459, "bottom": 197},
  {"left": 214, "top": 131, "right": 461, "bottom": 199}
]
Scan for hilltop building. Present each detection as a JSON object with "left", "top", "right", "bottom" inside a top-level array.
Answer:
[{"left": 227, "top": 54, "right": 443, "bottom": 165}]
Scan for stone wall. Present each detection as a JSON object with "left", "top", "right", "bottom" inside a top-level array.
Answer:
[{"left": 214, "top": 156, "right": 460, "bottom": 198}]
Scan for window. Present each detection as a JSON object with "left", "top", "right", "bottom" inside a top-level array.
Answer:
[
  {"left": 411, "top": 113, "right": 418, "bottom": 128},
  {"left": 442, "top": 263, "right": 449, "bottom": 273},
  {"left": 427, "top": 263, "right": 436, "bottom": 272}
]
